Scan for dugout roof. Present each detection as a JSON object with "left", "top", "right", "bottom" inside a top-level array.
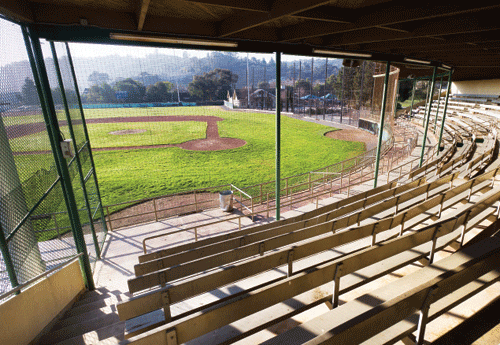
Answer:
[{"left": 2, "top": 0, "right": 500, "bottom": 81}]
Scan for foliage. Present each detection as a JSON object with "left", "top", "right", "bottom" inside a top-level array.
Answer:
[
  {"left": 88, "top": 71, "right": 110, "bottom": 86},
  {"left": 258, "top": 81, "right": 270, "bottom": 89},
  {"left": 51, "top": 87, "right": 79, "bottom": 105},
  {"left": 188, "top": 68, "right": 239, "bottom": 101},
  {"left": 21, "top": 78, "right": 38, "bottom": 105},
  {"left": 398, "top": 79, "right": 414, "bottom": 102},
  {"left": 114, "top": 78, "right": 146, "bottom": 103},
  {"left": 295, "top": 79, "right": 311, "bottom": 92},
  {"left": 82, "top": 83, "right": 116, "bottom": 103},
  {"left": 145, "top": 81, "right": 174, "bottom": 102}
]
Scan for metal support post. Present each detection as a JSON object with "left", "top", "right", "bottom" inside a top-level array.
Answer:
[
  {"left": 374, "top": 62, "right": 391, "bottom": 188},
  {"left": 420, "top": 67, "right": 438, "bottom": 167},
  {"left": 28, "top": 30, "right": 95, "bottom": 290},
  {"left": 433, "top": 76, "right": 444, "bottom": 134},
  {"left": 275, "top": 51, "right": 281, "bottom": 220},
  {"left": 410, "top": 78, "right": 416, "bottom": 116},
  {"left": 50, "top": 42, "right": 101, "bottom": 259},
  {"left": 65, "top": 43, "right": 108, "bottom": 239},
  {"left": 437, "top": 70, "right": 453, "bottom": 156}
]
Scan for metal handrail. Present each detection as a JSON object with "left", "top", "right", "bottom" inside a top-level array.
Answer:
[
  {"left": 0, "top": 253, "right": 83, "bottom": 302},
  {"left": 141, "top": 129, "right": 423, "bottom": 253}
]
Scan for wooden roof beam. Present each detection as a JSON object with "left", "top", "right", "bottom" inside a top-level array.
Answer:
[
  {"left": 217, "top": 0, "right": 336, "bottom": 38},
  {"left": 323, "top": 13, "right": 500, "bottom": 47},
  {"left": 137, "top": 0, "right": 151, "bottom": 31},
  {"left": 182, "top": 0, "right": 270, "bottom": 13},
  {"left": 0, "top": 0, "right": 33, "bottom": 23},
  {"left": 280, "top": 1, "right": 500, "bottom": 42}
]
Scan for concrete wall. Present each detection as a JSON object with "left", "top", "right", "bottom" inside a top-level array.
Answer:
[
  {"left": 452, "top": 79, "right": 500, "bottom": 95},
  {"left": 0, "top": 260, "right": 85, "bottom": 345}
]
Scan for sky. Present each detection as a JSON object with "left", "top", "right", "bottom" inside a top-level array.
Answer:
[
  {"left": 68, "top": 42, "right": 309, "bottom": 63},
  {"left": 0, "top": 16, "right": 314, "bottom": 68}
]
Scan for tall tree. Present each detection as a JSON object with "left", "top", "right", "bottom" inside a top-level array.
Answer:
[
  {"left": 188, "top": 68, "right": 238, "bottom": 101},
  {"left": 88, "top": 71, "right": 110, "bottom": 86},
  {"left": 145, "top": 81, "right": 174, "bottom": 102},
  {"left": 21, "top": 78, "right": 38, "bottom": 105},
  {"left": 114, "top": 78, "right": 146, "bottom": 103}
]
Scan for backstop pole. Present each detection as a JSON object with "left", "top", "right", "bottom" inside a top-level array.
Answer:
[
  {"left": 437, "top": 70, "right": 453, "bottom": 156},
  {"left": 373, "top": 62, "right": 391, "bottom": 188},
  {"left": 28, "top": 30, "right": 95, "bottom": 290},
  {"left": 433, "top": 75, "right": 444, "bottom": 134},
  {"left": 275, "top": 51, "right": 282, "bottom": 220},
  {"left": 420, "top": 66, "right": 438, "bottom": 167},
  {"left": 410, "top": 78, "right": 416, "bottom": 116}
]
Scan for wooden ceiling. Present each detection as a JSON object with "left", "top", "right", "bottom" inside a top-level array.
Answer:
[{"left": 2, "top": 0, "right": 500, "bottom": 80}]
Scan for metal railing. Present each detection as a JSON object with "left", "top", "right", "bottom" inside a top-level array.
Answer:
[{"left": 141, "top": 122, "right": 426, "bottom": 253}]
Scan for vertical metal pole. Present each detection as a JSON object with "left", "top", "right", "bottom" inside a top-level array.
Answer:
[
  {"left": 65, "top": 43, "right": 109, "bottom": 239},
  {"left": 341, "top": 66, "right": 345, "bottom": 123},
  {"left": 410, "top": 78, "right": 416, "bottom": 116},
  {"left": 50, "top": 42, "right": 101, "bottom": 259},
  {"left": 276, "top": 51, "right": 281, "bottom": 220},
  {"left": 433, "top": 75, "right": 444, "bottom": 134},
  {"left": 28, "top": 29, "right": 95, "bottom": 290},
  {"left": 373, "top": 62, "right": 391, "bottom": 188},
  {"left": 423, "top": 79, "right": 431, "bottom": 127},
  {"left": 358, "top": 61, "right": 366, "bottom": 126},
  {"left": 420, "top": 67, "right": 438, "bottom": 167},
  {"left": 324, "top": 58, "right": 328, "bottom": 119},
  {"left": 437, "top": 70, "right": 453, "bottom": 156}
]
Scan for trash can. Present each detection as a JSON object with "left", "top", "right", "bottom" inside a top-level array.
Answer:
[{"left": 219, "top": 190, "right": 233, "bottom": 212}]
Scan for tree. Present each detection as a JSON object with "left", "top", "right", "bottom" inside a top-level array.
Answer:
[
  {"left": 188, "top": 68, "right": 238, "bottom": 101},
  {"left": 145, "top": 81, "right": 174, "bottom": 102},
  {"left": 114, "top": 78, "right": 146, "bottom": 103},
  {"left": 295, "top": 79, "right": 311, "bottom": 93},
  {"left": 88, "top": 71, "right": 110, "bottom": 86},
  {"left": 82, "top": 83, "right": 116, "bottom": 104},
  {"left": 258, "top": 81, "right": 270, "bottom": 89},
  {"left": 21, "top": 78, "right": 38, "bottom": 105}
]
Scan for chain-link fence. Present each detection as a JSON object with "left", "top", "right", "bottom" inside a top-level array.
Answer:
[{"left": 0, "top": 18, "right": 106, "bottom": 298}]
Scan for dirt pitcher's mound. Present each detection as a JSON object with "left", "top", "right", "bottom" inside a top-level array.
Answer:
[
  {"left": 178, "top": 137, "right": 246, "bottom": 151},
  {"left": 325, "top": 128, "right": 377, "bottom": 151}
]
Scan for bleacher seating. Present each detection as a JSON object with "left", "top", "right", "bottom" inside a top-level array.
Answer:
[{"left": 110, "top": 94, "right": 500, "bottom": 345}]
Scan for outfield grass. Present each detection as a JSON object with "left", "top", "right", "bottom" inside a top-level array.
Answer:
[
  {"left": 87, "top": 121, "right": 207, "bottom": 148},
  {"left": 87, "top": 106, "right": 365, "bottom": 206}
]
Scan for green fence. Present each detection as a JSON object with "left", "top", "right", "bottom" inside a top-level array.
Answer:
[{"left": 0, "top": 18, "right": 106, "bottom": 297}]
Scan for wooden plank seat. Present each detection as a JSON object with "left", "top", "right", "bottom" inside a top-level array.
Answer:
[
  {"left": 127, "top": 172, "right": 464, "bottom": 291},
  {"left": 261, "top": 234, "right": 500, "bottom": 345},
  {"left": 116, "top": 170, "right": 500, "bottom": 340},
  {"left": 132, "top": 173, "right": 460, "bottom": 278},
  {"left": 460, "top": 132, "right": 497, "bottom": 180},
  {"left": 115, "top": 184, "right": 500, "bottom": 345},
  {"left": 138, "top": 176, "right": 423, "bottom": 262}
]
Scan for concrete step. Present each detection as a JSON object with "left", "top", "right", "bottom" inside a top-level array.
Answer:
[
  {"left": 72, "top": 292, "right": 129, "bottom": 308},
  {"left": 76, "top": 288, "right": 125, "bottom": 304},
  {"left": 40, "top": 312, "right": 122, "bottom": 345},
  {"left": 62, "top": 295, "right": 125, "bottom": 318},
  {"left": 52, "top": 304, "right": 117, "bottom": 331},
  {"left": 52, "top": 321, "right": 125, "bottom": 345}
]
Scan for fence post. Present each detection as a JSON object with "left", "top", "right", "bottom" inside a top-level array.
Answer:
[
  {"left": 53, "top": 213, "right": 61, "bottom": 240},
  {"left": 28, "top": 29, "right": 94, "bottom": 290},
  {"left": 153, "top": 198, "right": 158, "bottom": 222},
  {"left": 374, "top": 62, "right": 391, "bottom": 188}
]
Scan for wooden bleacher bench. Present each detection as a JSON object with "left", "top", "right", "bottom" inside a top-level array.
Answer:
[
  {"left": 115, "top": 183, "right": 500, "bottom": 344},
  {"left": 114, "top": 168, "right": 500, "bottom": 343},
  {"left": 262, "top": 234, "right": 500, "bottom": 345}
]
